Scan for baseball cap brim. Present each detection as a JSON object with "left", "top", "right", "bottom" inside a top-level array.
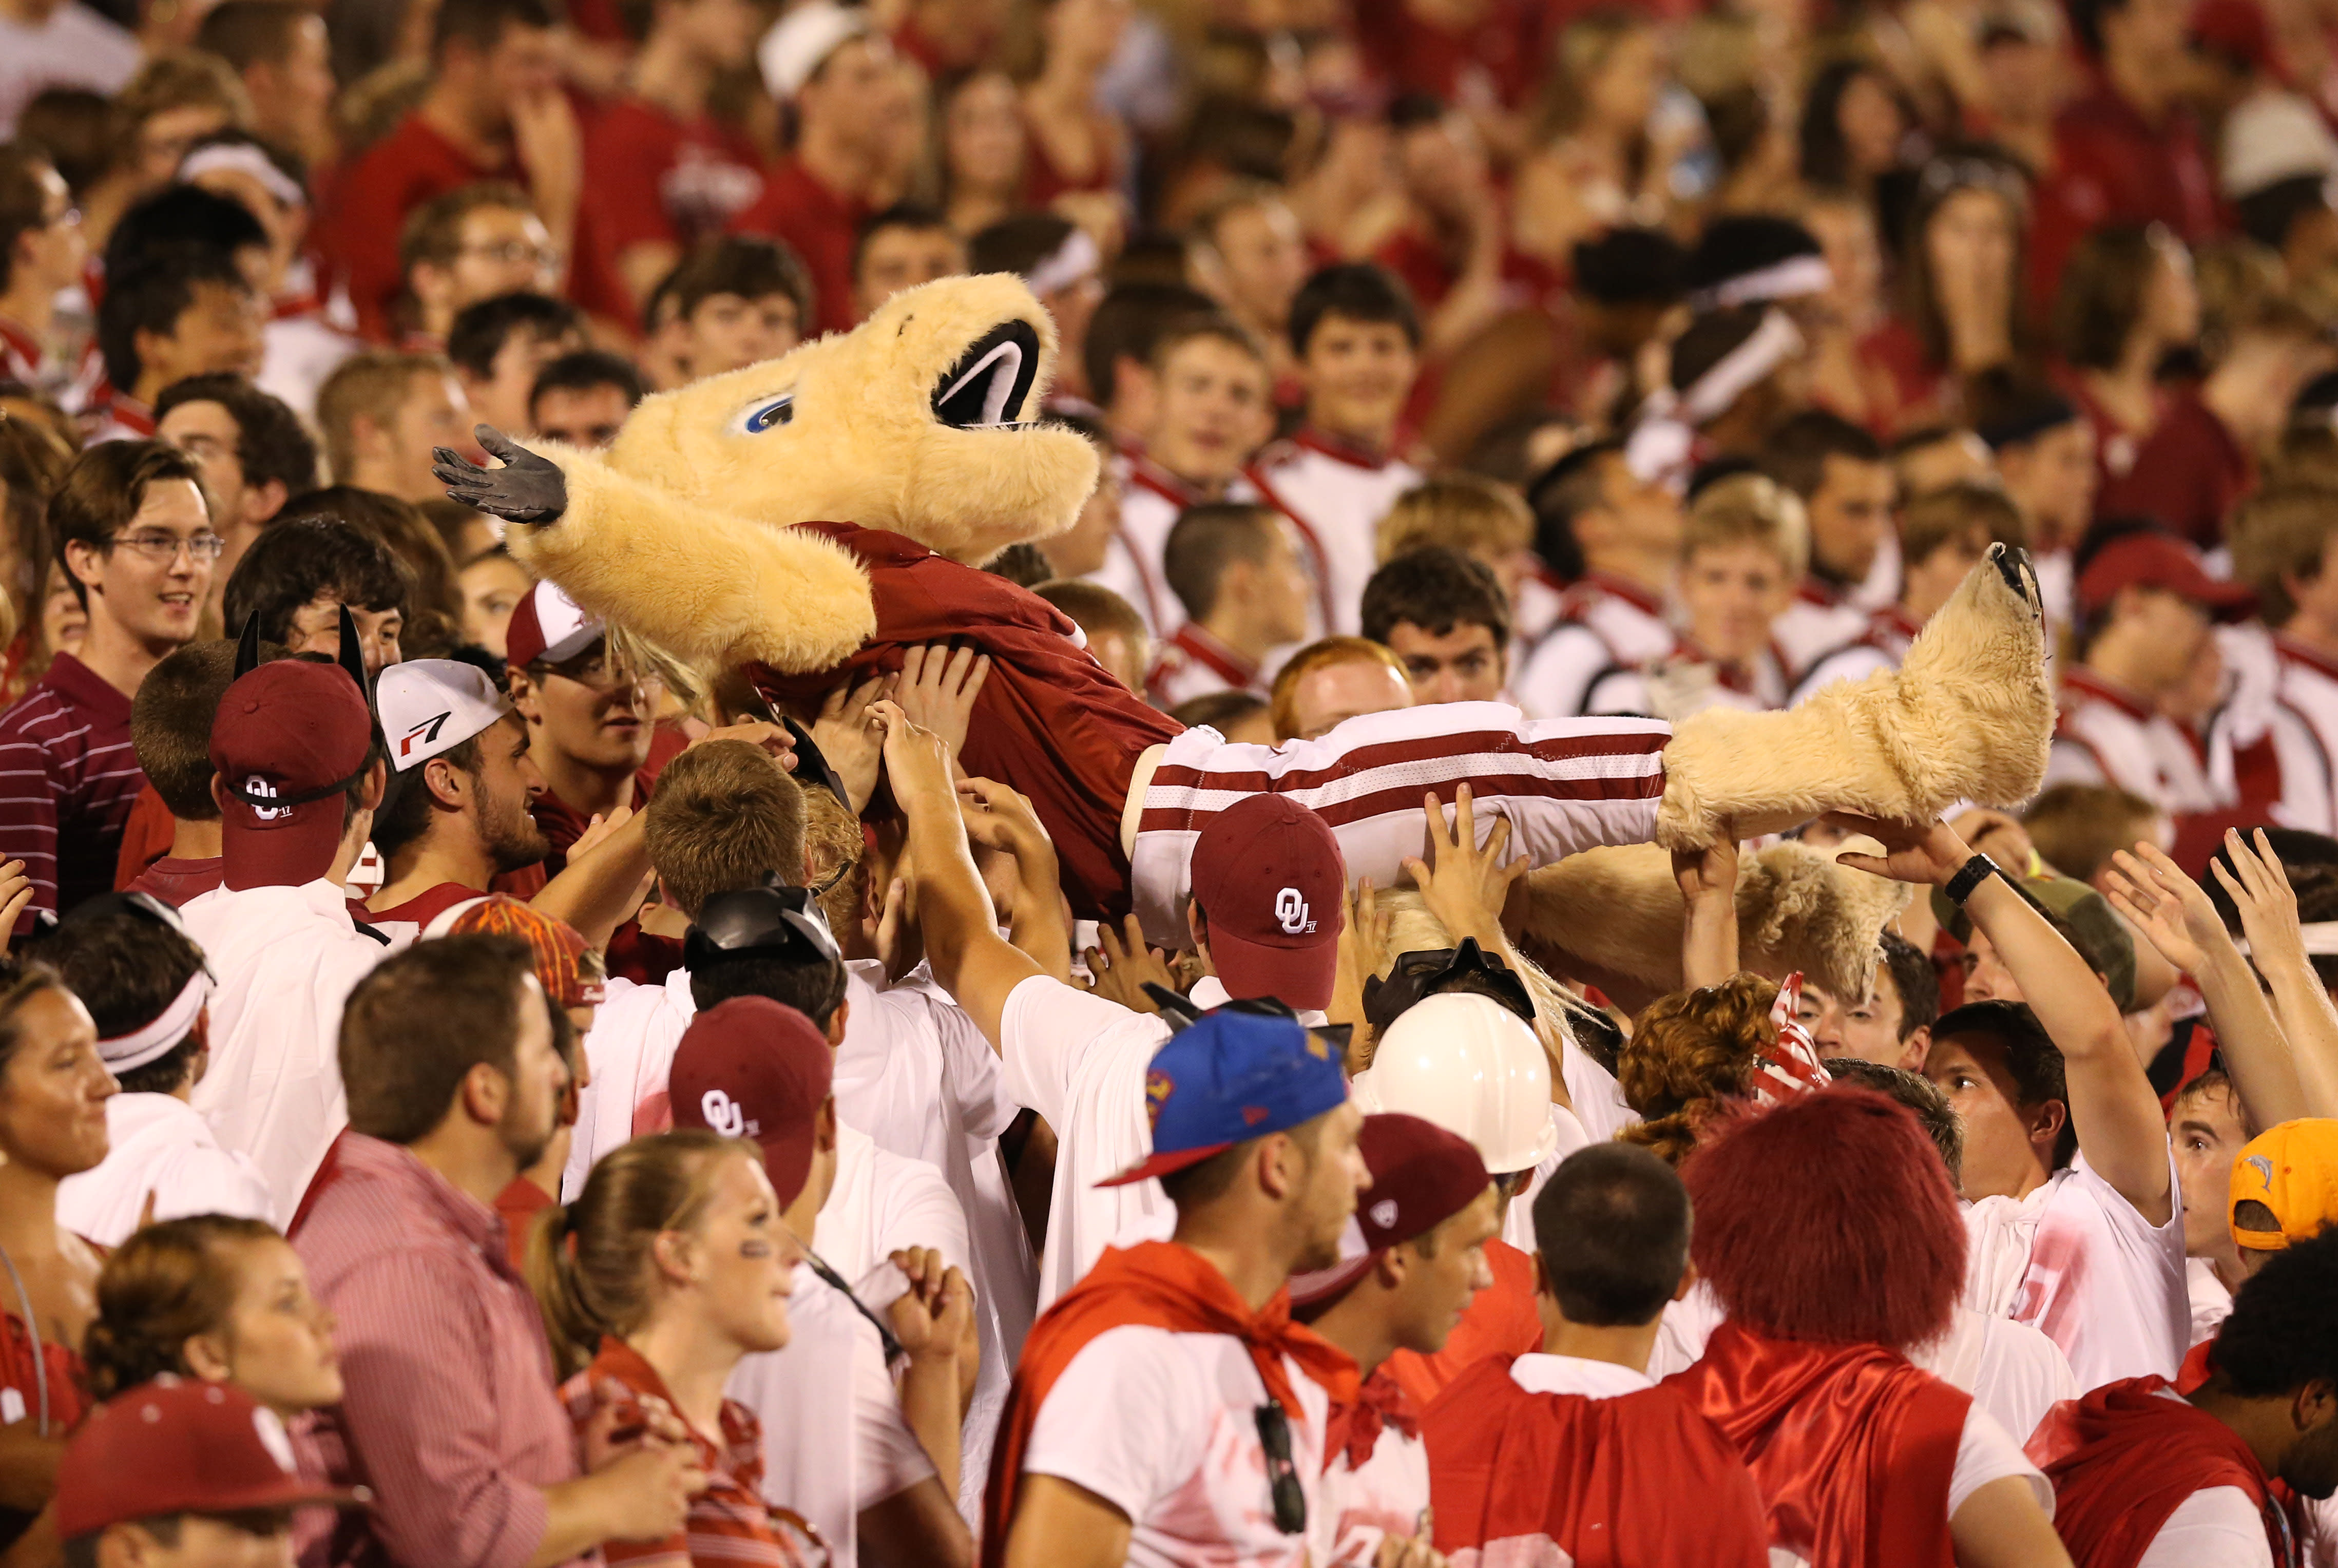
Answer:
[
  {"left": 1095, "top": 1139, "right": 1234, "bottom": 1188},
  {"left": 1205, "top": 925, "right": 1338, "bottom": 1014},
  {"left": 220, "top": 802, "right": 349, "bottom": 892}
]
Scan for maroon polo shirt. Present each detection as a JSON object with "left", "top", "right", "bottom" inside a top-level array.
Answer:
[{"left": 0, "top": 652, "right": 144, "bottom": 926}]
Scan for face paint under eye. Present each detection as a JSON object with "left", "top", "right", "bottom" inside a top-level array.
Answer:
[{"left": 740, "top": 1239, "right": 775, "bottom": 1258}]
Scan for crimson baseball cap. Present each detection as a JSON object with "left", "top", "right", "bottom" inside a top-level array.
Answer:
[
  {"left": 1099, "top": 1009, "right": 1349, "bottom": 1187},
  {"left": 1190, "top": 794, "right": 1347, "bottom": 1012},
  {"left": 670, "top": 996, "right": 833, "bottom": 1207},
  {"left": 376, "top": 659, "right": 510, "bottom": 772},
  {"left": 504, "top": 580, "right": 602, "bottom": 670},
  {"left": 210, "top": 660, "right": 374, "bottom": 891},
  {"left": 55, "top": 1378, "right": 365, "bottom": 1540},
  {"left": 2075, "top": 531, "right": 2257, "bottom": 622},
  {"left": 1290, "top": 1113, "right": 1492, "bottom": 1306}
]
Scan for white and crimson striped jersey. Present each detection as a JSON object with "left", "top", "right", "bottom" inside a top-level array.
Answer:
[
  {"left": 1512, "top": 573, "right": 1679, "bottom": 717},
  {"left": 1145, "top": 622, "right": 1264, "bottom": 712},
  {"left": 2045, "top": 666, "right": 2232, "bottom": 815},
  {"left": 1772, "top": 578, "right": 1872, "bottom": 680},
  {"left": 1128, "top": 702, "right": 1670, "bottom": 946},
  {"left": 1245, "top": 431, "right": 1421, "bottom": 638},
  {"left": 1788, "top": 604, "right": 1923, "bottom": 706}
]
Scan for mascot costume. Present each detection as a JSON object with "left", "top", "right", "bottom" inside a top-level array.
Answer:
[{"left": 436, "top": 273, "right": 2054, "bottom": 1001}]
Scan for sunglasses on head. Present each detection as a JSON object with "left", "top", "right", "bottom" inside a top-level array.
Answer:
[{"left": 1362, "top": 938, "right": 1537, "bottom": 1037}]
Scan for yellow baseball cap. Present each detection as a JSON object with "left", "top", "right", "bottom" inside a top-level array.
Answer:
[{"left": 2230, "top": 1119, "right": 2338, "bottom": 1251}]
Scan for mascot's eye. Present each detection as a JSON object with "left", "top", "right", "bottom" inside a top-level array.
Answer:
[{"left": 730, "top": 394, "right": 795, "bottom": 435}]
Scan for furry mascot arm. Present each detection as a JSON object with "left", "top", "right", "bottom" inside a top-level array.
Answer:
[{"left": 437, "top": 427, "right": 877, "bottom": 674}]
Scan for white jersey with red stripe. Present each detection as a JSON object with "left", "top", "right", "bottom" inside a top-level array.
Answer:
[
  {"left": 1311, "top": 1420, "right": 1429, "bottom": 1567},
  {"left": 1245, "top": 432, "right": 1421, "bottom": 638},
  {"left": 3, "top": 315, "right": 102, "bottom": 418},
  {"left": 1589, "top": 644, "right": 1789, "bottom": 719},
  {"left": 1772, "top": 579, "right": 1871, "bottom": 679},
  {"left": 1146, "top": 623, "right": 1264, "bottom": 712},
  {"left": 2247, "top": 632, "right": 2338, "bottom": 835},
  {"left": 1129, "top": 702, "right": 1670, "bottom": 945},
  {"left": 2045, "top": 666, "right": 2231, "bottom": 815},
  {"left": 1789, "top": 604, "right": 1923, "bottom": 706},
  {"left": 1085, "top": 450, "right": 1261, "bottom": 639},
  {"left": 1512, "top": 573, "right": 1679, "bottom": 718}
]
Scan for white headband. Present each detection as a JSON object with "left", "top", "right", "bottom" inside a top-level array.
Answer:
[
  {"left": 96, "top": 969, "right": 213, "bottom": 1072},
  {"left": 1025, "top": 227, "right": 1100, "bottom": 297},
  {"left": 1679, "top": 309, "right": 1805, "bottom": 426},
  {"left": 178, "top": 143, "right": 306, "bottom": 211},
  {"left": 1689, "top": 253, "right": 1833, "bottom": 311}
]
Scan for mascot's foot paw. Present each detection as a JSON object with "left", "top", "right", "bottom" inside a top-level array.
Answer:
[
  {"left": 1655, "top": 542, "right": 2054, "bottom": 847},
  {"left": 1515, "top": 839, "right": 1910, "bottom": 1010}
]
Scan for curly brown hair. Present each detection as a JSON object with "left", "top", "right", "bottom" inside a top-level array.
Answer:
[{"left": 1617, "top": 973, "right": 1779, "bottom": 1165}]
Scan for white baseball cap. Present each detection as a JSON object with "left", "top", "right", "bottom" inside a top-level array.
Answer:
[
  {"left": 376, "top": 659, "right": 513, "bottom": 772},
  {"left": 759, "top": 0, "right": 875, "bottom": 100},
  {"left": 503, "top": 579, "right": 602, "bottom": 670}
]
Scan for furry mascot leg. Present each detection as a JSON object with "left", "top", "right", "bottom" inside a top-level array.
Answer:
[{"left": 1513, "top": 839, "right": 1912, "bottom": 1014}]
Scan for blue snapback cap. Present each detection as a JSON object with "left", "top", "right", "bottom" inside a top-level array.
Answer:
[{"left": 1097, "top": 1010, "right": 1350, "bottom": 1188}]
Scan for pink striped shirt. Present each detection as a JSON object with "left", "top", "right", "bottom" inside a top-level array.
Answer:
[
  {"left": 294, "top": 1132, "right": 586, "bottom": 1568},
  {"left": 0, "top": 652, "right": 144, "bottom": 921}
]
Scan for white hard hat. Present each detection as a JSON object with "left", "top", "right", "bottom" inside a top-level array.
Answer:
[{"left": 1351, "top": 992, "right": 1558, "bottom": 1175}]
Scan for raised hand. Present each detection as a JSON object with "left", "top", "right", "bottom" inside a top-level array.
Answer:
[
  {"left": 809, "top": 674, "right": 891, "bottom": 814},
  {"left": 894, "top": 643, "right": 992, "bottom": 759},
  {"left": 0, "top": 860, "right": 33, "bottom": 957},
  {"left": 432, "top": 427, "right": 569, "bottom": 524},
  {"left": 956, "top": 775, "right": 1050, "bottom": 856},
  {"left": 872, "top": 699, "right": 956, "bottom": 810},
  {"left": 1082, "top": 913, "right": 1177, "bottom": 1012},
  {"left": 2213, "top": 828, "right": 2310, "bottom": 977},
  {"left": 2102, "top": 843, "right": 2223, "bottom": 976},
  {"left": 1829, "top": 813, "right": 1974, "bottom": 888},
  {"left": 1404, "top": 785, "right": 1527, "bottom": 944}
]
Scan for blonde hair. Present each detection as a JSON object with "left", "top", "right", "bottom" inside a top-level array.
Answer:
[
  {"left": 113, "top": 51, "right": 253, "bottom": 147},
  {"left": 2231, "top": 482, "right": 2338, "bottom": 627},
  {"left": 526, "top": 1131, "right": 760, "bottom": 1380},
  {"left": 1267, "top": 635, "right": 1409, "bottom": 742},
  {"left": 1683, "top": 472, "right": 1808, "bottom": 579},
  {"left": 801, "top": 783, "right": 869, "bottom": 940},
  {"left": 1376, "top": 473, "right": 1534, "bottom": 564},
  {"left": 315, "top": 350, "right": 445, "bottom": 484}
]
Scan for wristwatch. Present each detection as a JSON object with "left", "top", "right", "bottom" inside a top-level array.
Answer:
[{"left": 1943, "top": 852, "right": 2002, "bottom": 908}]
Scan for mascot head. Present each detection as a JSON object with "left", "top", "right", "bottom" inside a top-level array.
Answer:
[{"left": 606, "top": 272, "right": 1099, "bottom": 564}]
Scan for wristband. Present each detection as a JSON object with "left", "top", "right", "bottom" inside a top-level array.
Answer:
[{"left": 1943, "top": 853, "right": 2001, "bottom": 908}]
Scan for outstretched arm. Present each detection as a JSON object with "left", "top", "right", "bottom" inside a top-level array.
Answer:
[
  {"left": 2215, "top": 829, "right": 2338, "bottom": 1117},
  {"left": 436, "top": 427, "right": 877, "bottom": 675},
  {"left": 879, "top": 701, "right": 1044, "bottom": 1048},
  {"left": 2101, "top": 842, "right": 2310, "bottom": 1131},
  {"left": 1840, "top": 816, "right": 2172, "bottom": 1224}
]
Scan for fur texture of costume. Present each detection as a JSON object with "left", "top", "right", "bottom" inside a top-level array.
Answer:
[
  {"left": 501, "top": 274, "right": 1098, "bottom": 674},
  {"left": 1517, "top": 839, "right": 1910, "bottom": 1011},
  {"left": 1685, "top": 1088, "right": 1966, "bottom": 1350},
  {"left": 1657, "top": 544, "right": 2053, "bottom": 847}
]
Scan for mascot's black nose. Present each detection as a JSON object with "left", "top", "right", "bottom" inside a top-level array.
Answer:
[
  {"left": 933, "top": 320, "right": 1041, "bottom": 429},
  {"left": 1989, "top": 543, "right": 2042, "bottom": 615}
]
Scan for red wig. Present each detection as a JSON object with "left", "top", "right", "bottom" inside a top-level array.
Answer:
[{"left": 1682, "top": 1086, "right": 1965, "bottom": 1351}]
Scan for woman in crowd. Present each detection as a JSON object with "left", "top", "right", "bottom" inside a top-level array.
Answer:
[
  {"left": 531, "top": 1130, "right": 819, "bottom": 1567},
  {"left": 0, "top": 960, "right": 116, "bottom": 1559},
  {"left": 1015, "top": 0, "right": 1132, "bottom": 209},
  {"left": 82, "top": 1215, "right": 340, "bottom": 1412},
  {"left": 1512, "top": 14, "right": 1681, "bottom": 266},
  {"left": 2053, "top": 222, "right": 2200, "bottom": 486},
  {"left": 1616, "top": 970, "right": 1781, "bottom": 1166},
  {"left": 1797, "top": 60, "right": 1914, "bottom": 207},
  {"left": 936, "top": 69, "right": 1030, "bottom": 239},
  {"left": 1862, "top": 154, "right": 2032, "bottom": 426}
]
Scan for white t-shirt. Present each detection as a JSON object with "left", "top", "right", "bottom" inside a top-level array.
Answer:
[
  {"left": 1311, "top": 1414, "right": 1428, "bottom": 1568},
  {"left": 1001, "top": 975, "right": 1176, "bottom": 1309},
  {"left": 2137, "top": 1486, "right": 2277, "bottom": 1568},
  {"left": 1647, "top": 1279, "right": 1725, "bottom": 1379},
  {"left": 729, "top": 1264, "right": 936, "bottom": 1566},
  {"left": 181, "top": 878, "right": 391, "bottom": 1215},
  {"left": 1962, "top": 1149, "right": 2188, "bottom": 1391},
  {"left": 835, "top": 960, "right": 1033, "bottom": 1522},
  {"left": 1907, "top": 1305, "right": 2079, "bottom": 1447},
  {"left": 55, "top": 1093, "right": 275, "bottom": 1245},
  {"left": 1502, "top": 1103, "right": 1593, "bottom": 1254},
  {"left": 1509, "top": 1352, "right": 1655, "bottom": 1399},
  {"left": 1021, "top": 1322, "right": 1332, "bottom": 1568},
  {"left": 0, "top": 2, "right": 139, "bottom": 135},
  {"left": 815, "top": 1122, "right": 971, "bottom": 1288},
  {"left": 562, "top": 964, "right": 695, "bottom": 1199},
  {"left": 2188, "top": 1256, "right": 2236, "bottom": 1347}
]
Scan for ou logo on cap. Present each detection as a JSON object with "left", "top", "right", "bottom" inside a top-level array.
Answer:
[
  {"left": 1275, "top": 887, "right": 1312, "bottom": 935},
  {"left": 702, "top": 1088, "right": 758, "bottom": 1139},
  {"left": 245, "top": 777, "right": 292, "bottom": 823}
]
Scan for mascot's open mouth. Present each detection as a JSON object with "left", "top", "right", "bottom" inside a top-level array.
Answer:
[{"left": 933, "top": 320, "right": 1041, "bottom": 430}]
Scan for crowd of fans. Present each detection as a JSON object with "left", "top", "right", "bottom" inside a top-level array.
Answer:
[{"left": 4, "top": 0, "right": 2338, "bottom": 1559}]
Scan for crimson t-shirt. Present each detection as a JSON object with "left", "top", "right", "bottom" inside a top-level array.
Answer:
[
  {"left": 329, "top": 114, "right": 525, "bottom": 341},
  {"left": 582, "top": 100, "right": 766, "bottom": 277},
  {"left": 729, "top": 157, "right": 867, "bottom": 338}
]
